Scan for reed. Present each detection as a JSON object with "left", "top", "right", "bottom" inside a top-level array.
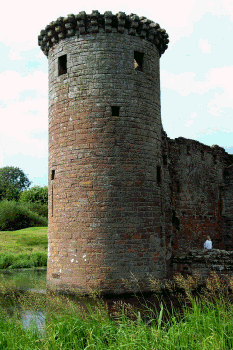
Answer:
[{"left": 0, "top": 272, "right": 233, "bottom": 349}]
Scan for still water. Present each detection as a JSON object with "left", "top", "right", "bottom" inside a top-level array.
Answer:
[
  {"left": 1, "top": 268, "right": 47, "bottom": 292},
  {"left": 0, "top": 269, "right": 47, "bottom": 334},
  {"left": 0, "top": 269, "right": 183, "bottom": 335}
]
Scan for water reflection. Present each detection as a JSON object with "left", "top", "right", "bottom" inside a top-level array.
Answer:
[
  {"left": 1, "top": 268, "right": 47, "bottom": 292},
  {"left": 0, "top": 269, "right": 47, "bottom": 333},
  {"left": 0, "top": 269, "right": 184, "bottom": 336},
  {"left": 21, "top": 309, "right": 46, "bottom": 335}
]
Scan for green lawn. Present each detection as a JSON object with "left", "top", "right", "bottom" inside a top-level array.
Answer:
[
  {"left": 0, "top": 227, "right": 48, "bottom": 269},
  {"left": 0, "top": 227, "right": 47, "bottom": 254}
]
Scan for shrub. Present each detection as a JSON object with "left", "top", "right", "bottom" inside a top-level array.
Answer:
[
  {"left": 21, "top": 202, "right": 48, "bottom": 219},
  {"left": 19, "top": 186, "right": 48, "bottom": 206},
  {"left": 0, "top": 252, "right": 47, "bottom": 269},
  {"left": 32, "top": 251, "right": 47, "bottom": 267},
  {"left": 0, "top": 254, "right": 14, "bottom": 269},
  {"left": 0, "top": 200, "right": 47, "bottom": 231}
]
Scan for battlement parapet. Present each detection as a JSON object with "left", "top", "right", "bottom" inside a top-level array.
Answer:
[{"left": 38, "top": 11, "right": 169, "bottom": 57}]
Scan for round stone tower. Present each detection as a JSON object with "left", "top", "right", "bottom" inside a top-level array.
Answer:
[{"left": 38, "top": 11, "right": 169, "bottom": 294}]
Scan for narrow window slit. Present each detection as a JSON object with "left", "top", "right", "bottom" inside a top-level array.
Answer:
[
  {"left": 51, "top": 170, "right": 55, "bottom": 180},
  {"left": 51, "top": 184, "right": 54, "bottom": 217},
  {"left": 134, "top": 51, "right": 144, "bottom": 71},
  {"left": 157, "top": 165, "right": 161, "bottom": 184},
  {"left": 58, "top": 54, "right": 67, "bottom": 76}
]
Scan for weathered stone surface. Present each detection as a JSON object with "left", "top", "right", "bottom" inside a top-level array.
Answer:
[
  {"left": 38, "top": 10, "right": 233, "bottom": 295},
  {"left": 171, "top": 249, "right": 233, "bottom": 279},
  {"left": 38, "top": 11, "right": 168, "bottom": 57},
  {"left": 161, "top": 128, "right": 233, "bottom": 262},
  {"left": 42, "top": 11, "right": 167, "bottom": 295}
]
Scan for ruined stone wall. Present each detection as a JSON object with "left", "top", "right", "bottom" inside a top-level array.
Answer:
[
  {"left": 171, "top": 249, "right": 233, "bottom": 280},
  {"left": 162, "top": 135, "right": 233, "bottom": 260},
  {"left": 160, "top": 128, "right": 173, "bottom": 268},
  {"left": 222, "top": 164, "right": 233, "bottom": 250},
  {"left": 40, "top": 11, "right": 169, "bottom": 294},
  {"left": 38, "top": 11, "right": 233, "bottom": 294}
]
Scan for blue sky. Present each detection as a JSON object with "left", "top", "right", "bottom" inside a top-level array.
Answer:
[{"left": 1, "top": 0, "right": 233, "bottom": 187}]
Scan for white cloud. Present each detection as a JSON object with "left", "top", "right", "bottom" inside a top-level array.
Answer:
[
  {"left": 161, "top": 66, "right": 233, "bottom": 98},
  {"left": 208, "top": 92, "right": 233, "bottom": 117},
  {"left": 185, "top": 112, "right": 198, "bottom": 127},
  {"left": 8, "top": 49, "right": 24, "bottom": 61},
  {"left": 1, "top": 98, "right": 47, "bottom": 136},
  {"left": 206, "top": 66, "right": 233, "bottom": 96},
  {"left": 198, "top": 38, "right": 211, "bottom": 53},
  {"left": 0, "top": 94, "right": 47, "bottom": 166},
  {"left": 161, "top": 65, "right": 233, "bottom": 141},
  {"left": 0, "top": 70, "right": 47, "bottom": 102},
  {"left": 205, "top": 66, "right": 233, "bottom": 116},
  {"left": 161, "top": 70, "right": 199, "bottom": 96},
  {"left": 222, "top": 0, "right": 233, "bottom": 19}
]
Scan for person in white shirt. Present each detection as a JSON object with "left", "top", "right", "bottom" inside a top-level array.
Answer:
[{"left": 204, "top": 236, "right": 212, "bottom": 249}]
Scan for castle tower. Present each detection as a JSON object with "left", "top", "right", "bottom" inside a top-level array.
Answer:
[{"left": 38, "top": 11, "right": 169, "bottom": 294}]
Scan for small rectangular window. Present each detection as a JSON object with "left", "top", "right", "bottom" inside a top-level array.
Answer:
[
  {"left": 58, "top": 54, "right": 67, "bottom": 76},
  {"left": 51, "top": 170, "right": 55, "bottom": 180},
  {"left": 111, "top": 106, "right": 120, "bottom": 116},
  {"left": 157, "top": 165, "right": 161, "bottom": 184},
  {"left": 134, "top": 51, "right": 144, "bottom": 71}
]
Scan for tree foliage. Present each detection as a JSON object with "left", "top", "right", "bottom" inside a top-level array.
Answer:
[
  {"left": 0, "top": 167, "right": 31, "bottom": 201},
  {"left": 0, "top": 178, "right": 19, "bottom": 201},
  {"left": 19, "top": 186, "right": 48, "bottom": 206}
]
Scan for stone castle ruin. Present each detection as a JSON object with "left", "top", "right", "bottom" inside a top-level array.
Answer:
[{"left": 38, "top": 11, "right": 233, "bottom": 294}]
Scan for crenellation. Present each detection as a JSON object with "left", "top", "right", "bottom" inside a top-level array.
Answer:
[{"left": 38, "top": 11, "right": 168, "bottom": 57}]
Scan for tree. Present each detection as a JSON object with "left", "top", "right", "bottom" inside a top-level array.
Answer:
[
  {"left": 0, "top": 166, "right": 31, "bottom": 201},
  {"left": 0, "top": 177, "right": 19, "bottom": 201},
  {"left": 19, "top": 186, "right": 48, "bottom": 205}
]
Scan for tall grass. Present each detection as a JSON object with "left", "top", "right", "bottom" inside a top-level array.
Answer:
[
  {"left": 0, "top": 272, "right": 233, "bottom": 349},
  {"left": 0, "top": 252, "right": 47, "bottom": 269}
]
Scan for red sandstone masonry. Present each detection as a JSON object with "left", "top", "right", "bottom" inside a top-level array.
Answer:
[
  {"left": 39, "top": 11, "right": 233, "bottom": 295},
  {"left": 161, "top": 130, "right": 233, "bottom": 263},
  {"left": 39, "top": 11, "right": 169, "bottom": 294}
]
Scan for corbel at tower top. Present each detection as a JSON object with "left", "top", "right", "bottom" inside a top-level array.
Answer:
[{"left": 38, "top": 10, "right": 169, "bottom": 57}]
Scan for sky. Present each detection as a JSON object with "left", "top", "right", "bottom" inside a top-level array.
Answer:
[{"left": 0, "top": 0, "right": 233, "bottom": 187}]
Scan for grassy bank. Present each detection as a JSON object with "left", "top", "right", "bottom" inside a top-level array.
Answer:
[
  {"left": 0, "top": 273, "right": 233, "bottom": 349},
  {"left": 0, "top": 227, "right": 47, "bottom": 269}
]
